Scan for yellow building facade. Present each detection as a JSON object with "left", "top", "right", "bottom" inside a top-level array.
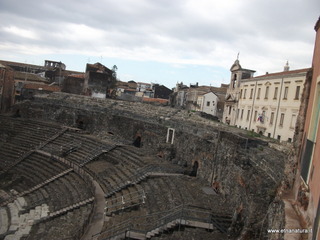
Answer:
[{"left": 223, "top": 60, "right": 310, "bottom": 142}]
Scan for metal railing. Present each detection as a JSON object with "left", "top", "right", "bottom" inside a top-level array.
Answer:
[
  {"left": 104, "top": 163, "right": 184, "bottom": 198},
  {"left": 105, "top": 190, "right": 146, "bottom": 215},
  {"left": 96, "top": 204, "right": 220, "bottom": 240}
]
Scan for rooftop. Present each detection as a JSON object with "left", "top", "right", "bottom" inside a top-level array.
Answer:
[
  {"left": 14, "top": 71, "right": 48, "bottom": 83},
  {"left": 253, "top": 68, "right": 311, "bottom": 80}
]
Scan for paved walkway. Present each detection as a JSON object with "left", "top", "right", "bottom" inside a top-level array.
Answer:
[{"left": 81, "top": 181, "right": 105, "bottom": 240}]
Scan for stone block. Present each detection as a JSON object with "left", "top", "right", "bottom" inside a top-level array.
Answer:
[
  {"left": 16, "top": 197, "right": 27, "bottom": 209},
  {"left": 19, "top": 214, "right": 27, "bottom": 228},
  {"left": 8, "top": 203, "right": 19, "bottom": 226},
  {"left": 4, "top": 234, "right": 17, "bottom": 240},
  {"left": 20, "top": 224, "right": 32, "bottom": 236},
  {"left": 27, "top": 210, "right": 35, "bottom": 221},
  {"left": 34, "top": 207, "right": 41, "bottom": 220},
  {"left": 0, "top": 207, "right": 9, "bottom": 235}
]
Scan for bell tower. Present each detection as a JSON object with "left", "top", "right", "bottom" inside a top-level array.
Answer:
[{"left": 222, "top": 57, "right": 255, "bottom": 125}]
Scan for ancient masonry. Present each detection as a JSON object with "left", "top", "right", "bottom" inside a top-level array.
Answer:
[{"left": 0, "top": 92, "right": 288, "bottom": 240}]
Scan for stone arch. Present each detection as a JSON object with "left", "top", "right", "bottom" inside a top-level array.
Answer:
[
  {"left": 13, "top": 109, "right": 21, "bottom": 118},
  {"left": 133, "top": 135, "right": 142, "bottom": 148},
  {"left": 76, "top": 115, "right": 88, "bottom": 130},
  {"left": 232, "top": 74, "right": 237, "bottom": 88}
]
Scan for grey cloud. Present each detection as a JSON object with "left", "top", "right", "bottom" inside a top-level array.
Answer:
[{"left": 0, "top": 0, "right": 319, "bottom": 71}]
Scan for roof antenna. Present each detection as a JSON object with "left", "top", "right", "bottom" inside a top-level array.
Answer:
[{"left": 237, "top": 52, "right": 240, "bottom": 60}]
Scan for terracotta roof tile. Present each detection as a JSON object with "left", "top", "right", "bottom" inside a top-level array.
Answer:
[
  {"left": 253, "top": 68, "right": 310, "bottom": 79},
  {"left": 23, "top": 83, "right": 61, "bottom": 92},
  {"left": 70, "top": 74, "right": 85, "bottom": 78},
  {"left": 142, "top": 97, "right": 168, "bottom": 103}
]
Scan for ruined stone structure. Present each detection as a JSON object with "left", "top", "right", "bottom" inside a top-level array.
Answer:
[
  {"left": 44, "top": 60, "right": 66, "bottom": 84},
  {"left": 0, "top": 91, "right": 289, "bottom": 239},
  {"left": 0, "top": 64, "right": 14, "bottom": 113},
  {"left": 84, "top": 63, "right": 116, "bottom": 98},
  {"left": 62, "top": 74, "right": 85, "bottom": 95}
]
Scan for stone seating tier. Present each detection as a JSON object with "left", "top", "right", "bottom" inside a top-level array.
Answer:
[{"left": 26, "top": 203, "right": 93, "bottom": 240}]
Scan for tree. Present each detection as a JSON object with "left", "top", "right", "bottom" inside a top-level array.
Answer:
[{"left": 112, "top": 65, "right": 118, "bottom": 79}]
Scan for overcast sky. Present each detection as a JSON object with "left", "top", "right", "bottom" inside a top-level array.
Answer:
[{"left": 0, "top": 0, "right": 319, "bottom": 89}]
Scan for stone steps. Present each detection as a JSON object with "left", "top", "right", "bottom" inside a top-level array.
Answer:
[
  {"left": 18, "top": 169, "right": 73, "bottom": 197},
  {"left": 107, "top": 217, "right": 216, "bottom": 240},
  {"left": 3, "top": 203, "right": 50, "bottom": 240},
  {"left": 48, "top": 197, "right": 94, "bottom": 219},
  {"left": 0, "top": 207, "right": 9, "bottom": 235}
]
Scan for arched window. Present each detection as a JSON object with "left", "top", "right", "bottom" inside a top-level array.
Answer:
[{"left": 232, "top": 74, "right": 237, "bottom": 88}]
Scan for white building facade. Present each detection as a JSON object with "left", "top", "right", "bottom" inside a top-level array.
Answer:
[
  {"left": 196, "top": 92, "right": 219, "bottom": 116},
  {"left": 236, "top": 68, "right": 309, "bottom": 142}
]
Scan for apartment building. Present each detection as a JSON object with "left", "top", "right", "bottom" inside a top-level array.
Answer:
[
  {"left": 237, "top": 66, "right": 310, "bottom": 142},
  {"left": 223, "top": 58, "right": 310, "bottom": 142}
]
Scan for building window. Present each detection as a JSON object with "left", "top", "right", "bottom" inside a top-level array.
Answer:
[
  {"left": 236, "top": 109, "right": 239, "bottom": 119},
  {"left": 249, "top": 89, "right": 253, "bottom": 99},
  {"left": 270, "top": 112, "right": 275, "bottom": 125},
  {"left": 228, "top": 106, "right": 232, "bottom": 115},
  {"left": 273, "top": 87, "right": 278, "bottom": 99},
  {"left": 243, "top": 89, "right": 247, "bottom": 99},
  {"left": 232, "top": 74, "right": 237, "bottom": 88},
  {"left": 254, "top": 111, "right": 258, "bottom": 121},
  {"left": 206, "top": 101, "right": 210, "bottom": 107},
  {"left": 290, "top": 114, "right": 297, "bottom": 129},
  {"left": 268, "top": 133, "right": 271, "bottom": 138},
  {"left": 247, "top": 110, "right": 250, "bottom": 121},
  {"left": 279, "top": 113, "right": 285, "bottom": 126},
  {"left": 264, "top": 86, "right": 269, "bottom": 99},
  {"left": 241, "top": 109, "right": 244, "bottom": 119},
  {"left": 295, "top": 86, "right": 300, "bottom": 100},
  {"left": 257, "top": 88, "right": 261, "bottom": 99},
  {"left": 257, "top": 111, "right": 265, "bottom": 123},
  {"left": 283, "top": 87, "right": 289, "bottom": 99},
  {"left": 277, "top": 135, "right": 281, "bottom": 141},
  {"left": 240, "top": 89, "right": 243, "bottom": 99}
]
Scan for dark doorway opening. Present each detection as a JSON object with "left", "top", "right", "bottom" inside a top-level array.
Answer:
[
  {"left": 133, "top": 136, "right": 142, "bottom": 148},
  {"left": 77, "top": 120, "right": 84, "bottom": 129},
  {"left": 76, "top": 115, "right": 88, "bottom": 130},
  {"left": 190, "top": 161, "right": 199, "bottom": 177},
  {"left": 13, "top": 109, "right": 21, "bottom": 118}
]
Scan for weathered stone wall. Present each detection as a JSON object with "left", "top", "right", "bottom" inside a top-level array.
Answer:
[
  {"left": 0, "top": 66, "right": 15, "bottom": 113},
  {"left": 12, "top": 92, "right": 287, "bottom": 238}
]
